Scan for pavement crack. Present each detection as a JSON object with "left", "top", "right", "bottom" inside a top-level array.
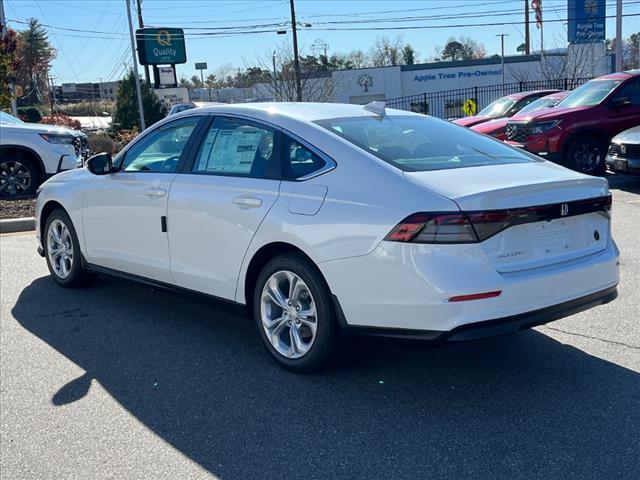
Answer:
[{"left": 541, "top": 325, "right": 640, "bottom": 350}]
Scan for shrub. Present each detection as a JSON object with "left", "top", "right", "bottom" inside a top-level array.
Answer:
[
  {"left": 114, "top": 127, "right": 139, "bottom": 146},
  {"left": 40, "top": 114, "right": 82, "bottom": 130},
  {"left": 87, "top": 132, "right": 121, "bottom": 155},
  {"left": 17, "top": 106, "right": 42, "bottom": 123}
]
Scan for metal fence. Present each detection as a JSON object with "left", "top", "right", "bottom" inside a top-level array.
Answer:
[{"left": 385, "top": 78, "right": 591, "bottom": 119}]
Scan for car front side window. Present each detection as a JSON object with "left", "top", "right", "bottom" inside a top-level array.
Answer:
[
  {"left": 121, "top": 117, "right": 200, "bottom": 173},
  {"left": 611, "top": 78, "right": 640, "bottom": 105}
]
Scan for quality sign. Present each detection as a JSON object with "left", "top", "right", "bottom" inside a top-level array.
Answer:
[
  {"left": 568, "top": 0, "right": 605, "bottom": 44},
  {"left": 136, "top": 28, "right": 187, "bottom": 65}
]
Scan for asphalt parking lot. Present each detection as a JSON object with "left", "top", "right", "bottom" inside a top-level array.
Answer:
[{"left": 1, "top": 174, "right": 639, "bottom": 480}]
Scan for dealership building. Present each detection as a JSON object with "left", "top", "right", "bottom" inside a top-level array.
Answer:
[{"left": 331, "top": 49, "right": 613, "bottom": 105}]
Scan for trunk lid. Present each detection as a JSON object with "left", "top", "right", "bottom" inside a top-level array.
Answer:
[{"left": 404, "top": 162, "right": 611, "bottom": 272}]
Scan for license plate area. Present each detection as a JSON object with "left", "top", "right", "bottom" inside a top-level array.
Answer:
[{"left": 482, "top": 213, "right": 609, "bottom": 273}]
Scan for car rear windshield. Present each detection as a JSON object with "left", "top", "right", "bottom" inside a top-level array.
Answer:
[
  {"left": 557, "top": 79, "right": 622, "bottom": 108},
  {"left": 315, "top": 115, "right": 537, "bottom": 172},
  {"left": 477, "top": 97, "right": 517, "bottom": 117}
]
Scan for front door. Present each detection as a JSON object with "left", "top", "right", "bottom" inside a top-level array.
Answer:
[
  {"left": 82, "top": 116, "right": 202, "bottom": 282},
  {"left": 168, "top": 116, "right": 282, "bottom": 300}
]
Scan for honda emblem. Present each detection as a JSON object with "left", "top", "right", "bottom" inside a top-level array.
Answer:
[{"left": 560, "top": 204, "right": 569, "bottom": 216}]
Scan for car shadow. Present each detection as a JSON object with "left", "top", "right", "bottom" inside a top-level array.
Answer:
[
  {"left": 606, "top": 173, "right": 640, "bottom": 194},
  {"left": 12, "top": 276, "right": 640, "bottom": 479}
]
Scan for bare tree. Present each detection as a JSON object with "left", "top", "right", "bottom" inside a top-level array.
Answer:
[
  {"left": 254, "top": 43, "right": 338, "bottom": 102},
  {"left": 369, "top": 35, "right": 404, "bottom": 66}
]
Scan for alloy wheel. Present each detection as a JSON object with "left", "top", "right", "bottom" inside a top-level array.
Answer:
[
  {"left": 0, "top": 161, "right": 32, "bottom": 197},
  {"left": 260, "top": 270, "right": 318, "bottom": 359},
  {"left": 47, "top": 219, "right": 74, "bottom": 279},
  {"left": 573, "top": 143, "right": 602, "bottom": 174}
]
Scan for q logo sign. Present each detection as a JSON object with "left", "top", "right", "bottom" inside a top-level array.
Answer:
[{"left": 156, "top": 30, "right": 172, "bottom": 46}]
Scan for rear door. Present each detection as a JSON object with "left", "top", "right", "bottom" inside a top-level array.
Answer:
[{"left": 167, "top": 116, "right": 282, "bottom": 300}]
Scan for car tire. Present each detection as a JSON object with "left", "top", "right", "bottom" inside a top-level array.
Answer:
[
  {"left": 566, "top": 136, "right": 607, "bottom": 176},
  {"left": 44, "top": 208, "right": 94, "bottom": 288},
  {"left": 253, "top": 253, "right": 338, "bottom": 373},
  {"left": 0, "top": 155, "right": 39, "bottom": 198}
]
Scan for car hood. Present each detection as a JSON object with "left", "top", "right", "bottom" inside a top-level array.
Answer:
[
  {"left": 452, "top": 115, "right": 493, "bottom": 127},
  {"left": 1, "top": 122, "right": 83, "bottom": 136},
  {"left": 611, "top": 126, "right": 640, "bottom": 144},
  {"left": 509, "top": 104, "right": 593, "bottom": 123},
  {"left": 471, "top": 117, "right": 509, "bottom": 134},
  {"left": 403, "top": 161, "right": 608, "bottom": 211}
]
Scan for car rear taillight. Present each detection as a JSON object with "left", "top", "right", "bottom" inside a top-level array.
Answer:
[
  {"left": 385, "top": 213, "right": 478, "bottom": 244},
  {"left": 384, "top": 195, "right": 612, "bottom": 245}
]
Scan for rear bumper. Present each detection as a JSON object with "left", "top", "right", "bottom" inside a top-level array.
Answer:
[
  {"left": 339, "top": 285, "right": 618, "bottom": 342},
  {"left": 321, "top": 239, "right": 620, "bottom": 333}
]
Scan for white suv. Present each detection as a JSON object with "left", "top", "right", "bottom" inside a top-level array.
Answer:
[{"left": 0, "top": 111, "right": 87, "bottom": 197}]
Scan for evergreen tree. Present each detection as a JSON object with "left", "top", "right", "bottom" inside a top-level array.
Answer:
[{"left": 113, "top": 70, "right": 166, "bottom": 131}]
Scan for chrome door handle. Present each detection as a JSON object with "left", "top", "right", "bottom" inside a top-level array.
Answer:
[
  {"left": 144, "top": 188, "right": 167, "bottom": 198},
  {"left": 232, "top": 195, "right": 263, "bottom": 209}
]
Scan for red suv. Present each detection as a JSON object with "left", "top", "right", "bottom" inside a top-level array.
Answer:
[{"left": 504, "top": 71, "right": 640, "bottom": 174}]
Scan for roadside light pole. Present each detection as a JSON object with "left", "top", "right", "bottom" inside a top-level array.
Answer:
[
  {"left": 126, "top": 0, "right": 146, "bottom": 130},
  {"left": 496, "top": 33, "right": 508, "bottom": 93},
  {"left": 135, "top": 0, "right": 151, "bottom": 85}
]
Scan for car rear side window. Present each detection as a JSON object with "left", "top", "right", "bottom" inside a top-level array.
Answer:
[
  {"left": 283, "top": 136, "right": 327, "bottom": 180},
  {"left": 315, "top": 115, "right": 537, "bottom": 172},
  {"left": 193, "top": 117, "right": 278, "bottom": 178}
]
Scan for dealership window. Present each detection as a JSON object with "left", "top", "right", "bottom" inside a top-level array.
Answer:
[{"left": 193, "top": 117, "right": 278, "bottom": 178}]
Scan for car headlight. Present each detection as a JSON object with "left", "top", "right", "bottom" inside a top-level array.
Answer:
[
  {"left": 529, "top": 120, "right": 561, "bottom": 135},
  {"left": 39, "top": 133, "right": 75, "bottom": 144}
]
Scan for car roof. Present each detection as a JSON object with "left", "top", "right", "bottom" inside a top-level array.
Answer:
[
  {"left": 503, "top": 89, "right": 558, "bottom": 100},
  {"left": 596, "top": 70, "right": 640, "bottom": 80},
  {"left": 175, "top": 102, "right": 420, "bottom": 123}
]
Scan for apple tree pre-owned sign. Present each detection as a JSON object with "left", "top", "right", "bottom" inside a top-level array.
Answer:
[
  {"left": 568, "top": 0, "right": 605, "bottom": 44},
  {"left": 136, "top": 28, "right": 187, "bottom": 65}
]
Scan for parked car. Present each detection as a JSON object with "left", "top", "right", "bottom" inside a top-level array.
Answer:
[
  {"left": 606, "top": 126, "right": 640, "bottom": 176},
  {"left": 505, "top": 71, "right": 640, "bottom": 175},
  {"left": 452, "top": 90, "right": 559, "bottom": 128},
  {"left": 167, "top": 101, "right": 223, "bottom": 116},
  {"left": 472, "top": 91, "right": 569, "bottom": 140},
  {"left": 0, "top": 111, "right": 87, "bottom": 198},
  {"left": 35, "top": 103, "right": 619, "bottom": 371}
]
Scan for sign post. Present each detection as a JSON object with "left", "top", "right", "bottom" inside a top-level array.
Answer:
[{"left": 195, "top": 62, "right": 210, "bottom": 101}]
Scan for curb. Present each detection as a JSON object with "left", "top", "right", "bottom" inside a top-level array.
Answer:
[{"left": 0, "top": 217, "right": 36, "bottom": 234}]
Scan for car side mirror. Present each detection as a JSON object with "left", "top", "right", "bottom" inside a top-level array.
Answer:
[
  {"left": 611, "top": 97, "right": 632, "bottom": 108},
  {"left": 86, "top": 153, "right": 114, "bottom": 175},
  {"left": 56, "top": 155, "right": 80, "bottom": 173}
]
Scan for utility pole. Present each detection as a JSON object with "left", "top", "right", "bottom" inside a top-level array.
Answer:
[
  {"left": 126, "top": 0, "right": 146, "bottom": 130},
  {"left": 135, "top": 0, "right": 151, "bottom": 85},
  {"left": 615, "top": 0, "right": 623, "bottom": 71},
  {"left": 524, "top": 0, "right": 530, "bottom": 55},
  {"left": 497, "top": 34, "right": 508, "bottom": 93},
  {"left": 289, "top": 0, "right": 302, "bottom": 101}
]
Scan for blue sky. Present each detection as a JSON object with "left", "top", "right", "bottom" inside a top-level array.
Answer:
[{"left": 6, "top": 0, "right": 640, "bottom": 84}]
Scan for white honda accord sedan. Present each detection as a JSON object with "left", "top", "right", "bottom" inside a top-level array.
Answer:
[{"left": 35, "top": 102, "right": 620, "bottom": 371}]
